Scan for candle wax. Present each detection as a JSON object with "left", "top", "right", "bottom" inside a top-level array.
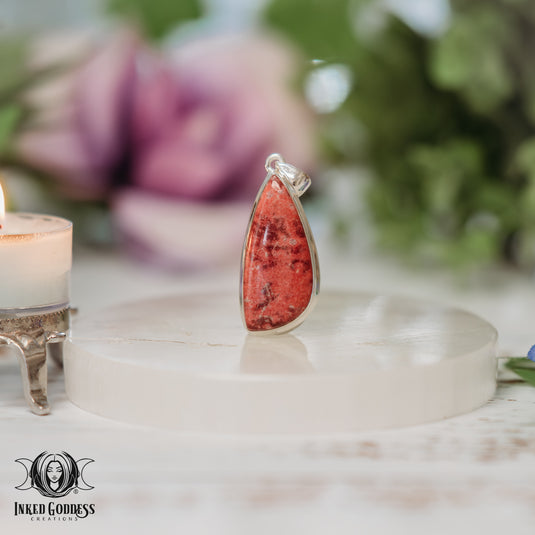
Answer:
[{"left": 0, "top": 213, "right": 72, "bottom": 310}]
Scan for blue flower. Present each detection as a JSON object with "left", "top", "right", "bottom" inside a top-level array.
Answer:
[{"left": 528, "top": 345, "right": 535, "bottom": 361}]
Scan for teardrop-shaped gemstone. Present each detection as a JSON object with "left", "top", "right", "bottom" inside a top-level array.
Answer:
[{"left": 241, "top": 175, "right": 315, "bottom": 332}]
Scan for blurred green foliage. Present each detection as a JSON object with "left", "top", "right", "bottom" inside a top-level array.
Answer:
[
  {"left": 106, "top": 0, "right": 202, "bottom": 41},
  {"left": 0, "top": 35, "right": 73, "bottom": 162},
  {"left": 0, "top": 36, "right": 29, "bottom": 160},
  {"left": 0, "top": 105, "right": 21, "bottom": 156},
  {"left": 265, "top": 0, "right": 535, "bottom": 269},
  {"left": 264, "top": 0, "right": 357, "bottom": 63},
  {"left": 0, "top": 36, "right": 28, "bottom": 98}
]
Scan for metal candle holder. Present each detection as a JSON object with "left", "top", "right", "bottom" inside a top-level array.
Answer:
[{"left": 0, "top": 305, "right": 70, "bottom": 415}]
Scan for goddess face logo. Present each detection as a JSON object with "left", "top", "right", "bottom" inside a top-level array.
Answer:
[{"left": 15, "top": 451, "right": 94, "bottom": 498}]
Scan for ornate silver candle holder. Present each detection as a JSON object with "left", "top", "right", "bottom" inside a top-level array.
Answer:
[{"left": 0, "top": 305, "right": 70, "bottom": 415}]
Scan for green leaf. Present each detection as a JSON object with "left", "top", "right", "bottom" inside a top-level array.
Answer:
[
  {"left": 506, "top": 358, "right": 535, "bottom": 387},
  {"left": 106, "top": 0, "right": 203, "bottom": 41},
  {"left": 264, "top": 0, "right": 357, "bottom": 63},
  {"left": 0, "top": 105, "right": 22, "bottom": 156},
  {"left": 521, "top": 70, "right": 535, "bottom": 126},
  {"left": 513, "top": 137, "right": 535, "bottom": 180},
  {"left": 408, "top": 140, "right": 483, "bottom": 220},
  {"left": 0, "top": 36, "right": 29, "bottom": 96},
  {"left": 429, "top": 6, "right": 513, "bottom": 113}
]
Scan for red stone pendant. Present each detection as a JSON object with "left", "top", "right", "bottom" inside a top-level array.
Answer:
[{"left": 240, "top": 154, "right": 319, "bottom": 334}]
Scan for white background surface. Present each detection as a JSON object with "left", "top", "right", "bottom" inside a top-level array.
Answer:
[{"left": 1, "top": 245, "right": 535, "bottom": 534}]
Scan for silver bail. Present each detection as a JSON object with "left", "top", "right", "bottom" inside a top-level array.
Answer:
[{"left": 265, "top": 154, "right": 311, "bottom": 197}]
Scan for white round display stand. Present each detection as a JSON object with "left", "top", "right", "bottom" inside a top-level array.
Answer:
[{"left": 64, "top": 292, "right": 497, "bottom": 434}]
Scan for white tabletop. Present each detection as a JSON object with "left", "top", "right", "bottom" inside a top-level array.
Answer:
[{"left": 1, "top": 245, "right": 535, "bottom": 534}]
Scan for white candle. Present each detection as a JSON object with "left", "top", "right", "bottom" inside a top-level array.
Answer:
[{"left": 0, "top": 186, "right": 72, "bottom": 310}]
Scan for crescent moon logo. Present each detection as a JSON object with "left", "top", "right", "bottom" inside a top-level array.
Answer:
[
  {"left": 14, "top": 458, "right": 33, "bottom": 490},
  {"left": 14, "top": 451, "right": 95, "bottom": 498},
  {"left": 76, "top": 458, "right": 94, "bottom": 491}
]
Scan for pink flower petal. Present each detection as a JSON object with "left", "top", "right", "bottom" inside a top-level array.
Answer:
[
  {"left": 16, "top": 128, "right": 106, "bottom": 198},
  {"left": 76, "top": 30, "right": 138, "bottom": 168},
  {"left": 131, "top": 58, "right": 179, "bottom": 146},
  {"left": 133, "top": 118, "right": 231, "bottom": 199},
  {"left": 113, "top": 188, "right": 250, "bottom": 270}
]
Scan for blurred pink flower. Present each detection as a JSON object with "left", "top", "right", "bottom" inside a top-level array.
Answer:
[
  {"left": 16, "top": 29, "right": 317, "bottom": 269},
  {"left": 18, "top": 30, "right": 139, "bottom": 199}
]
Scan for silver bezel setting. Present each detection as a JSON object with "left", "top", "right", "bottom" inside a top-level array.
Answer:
[{"left": 240, "top": 155, "right": 320, "bottom": 335}]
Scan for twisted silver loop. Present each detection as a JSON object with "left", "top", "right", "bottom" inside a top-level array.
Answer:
[{"left": 265, "top": 154, "right": 311, "bottom": 197}]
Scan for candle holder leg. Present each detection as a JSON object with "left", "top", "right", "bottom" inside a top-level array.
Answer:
[
  {"left": 0, "top": 307, "right": 69, "bottom": 415},
  {"left": 5, "top": 331, "right": 50, "bottom": 415}
]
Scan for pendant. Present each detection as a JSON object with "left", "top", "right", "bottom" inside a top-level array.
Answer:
[{"left": 240, "top": 154, "right": 320, "bottom": 334}]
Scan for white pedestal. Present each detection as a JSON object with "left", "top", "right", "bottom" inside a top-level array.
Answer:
[{"left": 64, "top": 292, "right": 497, "bottom": 433}]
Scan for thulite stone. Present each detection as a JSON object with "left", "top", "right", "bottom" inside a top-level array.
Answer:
[{"left": 242, "top": 175, "right": 314, "bottom": 331}]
